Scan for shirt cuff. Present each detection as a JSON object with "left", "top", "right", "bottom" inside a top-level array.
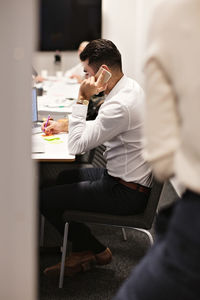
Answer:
[{"left": 72, "top": 103, "right": 88, "bottom": 118}]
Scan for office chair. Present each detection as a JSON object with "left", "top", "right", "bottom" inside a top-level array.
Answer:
[{"left": 58, "top": 179, "right": 163, "bottom": 288}]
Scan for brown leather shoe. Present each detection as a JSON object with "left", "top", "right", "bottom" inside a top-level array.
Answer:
[
  {"left": 44, "top": 251, "right": 96, "bottom": 277},
  {"left": 43, "top": 248, "right": 112, "bottom": 277},
  {"left": 95, "top": 248, "right": 112, "bottom": 265}
]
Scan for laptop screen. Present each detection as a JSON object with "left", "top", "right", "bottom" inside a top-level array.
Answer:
[{"left": 32, "top": 88, "right": 38, "bottom": 122}]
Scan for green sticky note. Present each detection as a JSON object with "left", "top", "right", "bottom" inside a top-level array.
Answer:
[{"left": 44, "top": 137, "right": 60, "bottom": 142}]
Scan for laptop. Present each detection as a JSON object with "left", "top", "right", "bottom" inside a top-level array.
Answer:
[{"left": 32, "top": 88, "right": 42, "bottom": 133}]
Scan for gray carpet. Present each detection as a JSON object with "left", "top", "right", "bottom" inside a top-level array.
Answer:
[
  {"left": 39, "top": 181, "right": 179, "bottom": 300},
  {"left": 39, "top": 223, "right": 151, "bottom": 299}
]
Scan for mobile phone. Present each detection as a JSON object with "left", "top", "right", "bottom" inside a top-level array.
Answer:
[{"left": 95, "top": 66, "right": 112, "bottom": 84}]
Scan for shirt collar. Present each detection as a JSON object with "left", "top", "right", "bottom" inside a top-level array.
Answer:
[{"left": 105, "top": 75, "right": 128, "bottom": 101}]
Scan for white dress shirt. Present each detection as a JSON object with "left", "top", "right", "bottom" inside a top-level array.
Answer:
[
  {"left": 68, "top": 75, "right": 152, "bottom": 187},
  {"left": 144, "top": 0, "right": 200, "bottom": 193}
]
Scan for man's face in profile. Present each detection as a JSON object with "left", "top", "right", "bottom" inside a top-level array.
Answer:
[{"left": 82, "top": 59, "right": 96, "bottom": 78}]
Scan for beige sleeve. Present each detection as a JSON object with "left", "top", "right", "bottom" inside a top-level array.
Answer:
[{"left": 143, "top": 58, "right": 180, "bottom": 181}]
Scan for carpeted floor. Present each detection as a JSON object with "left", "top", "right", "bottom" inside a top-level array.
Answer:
[{"left": 39, "top": 223, "right": 151, "bottom": 300}]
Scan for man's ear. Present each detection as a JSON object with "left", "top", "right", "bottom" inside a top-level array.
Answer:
[{"left": 101, "top": 64, "right": 111, "bottom": 73}]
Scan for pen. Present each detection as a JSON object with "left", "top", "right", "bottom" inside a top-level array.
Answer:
[{"left": 43, "top": 114, "right": 51, "bottom": 132}]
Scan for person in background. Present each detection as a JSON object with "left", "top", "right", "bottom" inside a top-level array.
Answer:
[
  {"left": 113, "top": 1, "right": 200, "bottom": 299},
  {"left": 40, "top": 39, "right": 152, "bottom": 278},
  {"left": 32, "top": 66, "right": 44, "bottom": 83},
  {"left": 65, "top": 41, "right": 89, "bottom": 83}
]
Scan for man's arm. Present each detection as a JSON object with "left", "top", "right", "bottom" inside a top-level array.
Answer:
[
  {"left": 143, "top": 58, "right": 180, "bottom": 181},
  {"left": 68, "top": 99, "right": 128, "bottom": 155}
]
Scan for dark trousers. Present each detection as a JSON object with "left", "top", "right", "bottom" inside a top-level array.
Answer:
[
  {"left": 40, "top": 167, "right": 148, "bottom": 253},
  {"left": 113, "top": 190, "right": 200, "bottom": 300}
]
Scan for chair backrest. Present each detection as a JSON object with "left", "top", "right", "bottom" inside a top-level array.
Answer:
[
  {"left": 89, "top": 144, "right": 106, "bottom": 168},
  {"left": 134, "top": 179, "right": 163, "bottom": 229}
]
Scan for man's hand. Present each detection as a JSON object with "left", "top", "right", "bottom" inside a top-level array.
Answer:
[
  {"left": 41, "top": 119, "right": 68, "bottom": 135},
  {"left": 78, "top": 69, "right": 108, "bottom": 100}
]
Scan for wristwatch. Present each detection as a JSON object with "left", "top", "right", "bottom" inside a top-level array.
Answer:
[{"left": 77, "top": 99, "right": 89, "bottom": 105}]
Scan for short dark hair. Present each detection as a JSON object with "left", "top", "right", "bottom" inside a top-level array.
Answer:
[{"left": 80, "top": 39, "right": 122, "bottom": 72}]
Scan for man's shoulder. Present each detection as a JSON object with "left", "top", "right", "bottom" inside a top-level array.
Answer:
[
  {"left": 104, "top": 77, "right": 144, "bottom": 111},
  {"left": 118, "top": 76, "right": 143, "bottom": 95},
  {"left": 122, "top": 77, "right": 144, "bottom": 101}
]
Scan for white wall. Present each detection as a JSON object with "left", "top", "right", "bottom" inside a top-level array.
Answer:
[
  {"left": 0, "top": 1, "right": 36, "bottom": 299},
  {"left": 33, "top": 51, "right": 78, "bottom": 76},
  {"left": 102, "top": 0, "right": 161, "bottom": 85},
  {"left": 102, "top": 0, "right": 137, "bottom": 80}
]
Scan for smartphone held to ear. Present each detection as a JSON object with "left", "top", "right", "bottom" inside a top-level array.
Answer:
[{"left": 95, "top": 66, "right": 112, "bottom": 84}]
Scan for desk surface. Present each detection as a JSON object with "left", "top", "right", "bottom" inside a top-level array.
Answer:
[{"left": 32, "top": 132, "right": 75, "bottom": 162}]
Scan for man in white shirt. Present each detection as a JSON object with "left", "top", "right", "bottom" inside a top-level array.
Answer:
[
  {"left": 113, "top": 1, "right": 200, "bottom": 299},
  {"left": 40, "top": 39, "right": 152, "bottom": 277}
]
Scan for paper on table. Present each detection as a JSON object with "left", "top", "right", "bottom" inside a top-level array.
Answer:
[
  {"left": 32, "top": 135, "right": 45, "bottom": 153},
  {"left": 47, "top": 82, "right": 80, "bottom": 99},
  {"left": 45, "top": 98, "right": 75, "bottom": 108}
]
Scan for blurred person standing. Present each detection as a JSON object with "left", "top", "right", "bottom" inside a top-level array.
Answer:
[{"left": 113, "top": 0, "right": 200, "bottom": 299}]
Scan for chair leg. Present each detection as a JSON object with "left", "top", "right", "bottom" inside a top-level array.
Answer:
[
  {"left": 59, "top": 222, "right": 69, "bottom": 288},
  {"left": 133, "top": 228, "right": 154, "bottom": 246},
  {"left": 40, "top": 215, "right": 45, "bottom": 247},
  {"left": 121, "top": 227, "right": 127, "bottom": 241}
]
